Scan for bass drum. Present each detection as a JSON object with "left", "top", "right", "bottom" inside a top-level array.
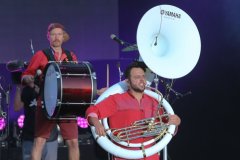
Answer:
[{"left": 42, "top": 62, "right": 97, "bottom": 119}]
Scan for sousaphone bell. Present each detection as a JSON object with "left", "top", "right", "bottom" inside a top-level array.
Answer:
[{"left": 137, "top": 5, "right": 201, "bottom": 79}]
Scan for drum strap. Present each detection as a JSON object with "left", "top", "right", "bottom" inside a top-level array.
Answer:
[{"left": 42, "top": 48, "right": 73, "bottom": 61}]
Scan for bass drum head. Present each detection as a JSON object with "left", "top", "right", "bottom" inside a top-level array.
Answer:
[{"left": 43, "top": 62, "right": 60, "bottom": 118}]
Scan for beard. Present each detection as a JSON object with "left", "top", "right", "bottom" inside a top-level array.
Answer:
[
  {"left": 129, "top": 81, "right": 145, "bottom": 93},
  {"left": 51, "top": 40, "right": 62, "bottom": 47}
]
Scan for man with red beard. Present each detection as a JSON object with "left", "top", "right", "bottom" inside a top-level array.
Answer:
[
  {"left": 86, "top": 61, "right": 181, "bottom": 160},
  {"left": 22, "top": 23, "right": 79, "bottom": 160}
]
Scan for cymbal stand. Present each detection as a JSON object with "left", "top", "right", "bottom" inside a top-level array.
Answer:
[
  {"left": 0, "top": 93, "right": 6, "bottom": 119},
  {"left": 0, "top": 89, "right": 8, "bottom": 142},
  {"left": 0, "top": 84, "right": 9, "bottom": 142},
  {"left": 162, "top": 79, "right": 191, "bottom": 104}
]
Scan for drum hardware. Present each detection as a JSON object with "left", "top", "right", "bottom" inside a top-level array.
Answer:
[
  {"left": 60, "top": 73, "right": 93, "bottom": 76},
  {"left": 46, "top": 116, "right": 77, "bottom": 120},
  {"left": 57, "top": 102, "right": 95, "bottom": 105}
]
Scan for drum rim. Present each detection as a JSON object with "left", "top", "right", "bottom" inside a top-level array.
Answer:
[
  {"left": 41, "top": 62, "right": 61, "bottom": 119},
  {"left": 41, "top": 61, "right": 98, "bottom": 119}
]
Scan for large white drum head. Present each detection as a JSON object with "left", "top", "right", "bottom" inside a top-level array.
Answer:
[
  {"left": 44, "top": 63, "right": 59, "bottom": 117},
  {"left": 137, "top": 5, "right": 201, "bottom": 79}
]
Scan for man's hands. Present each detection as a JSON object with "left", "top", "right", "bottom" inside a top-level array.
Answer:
[
  {"left": 22, "top": 75, "right": 34, "bottom": 86},
  {"left": 97, "top": 87, "right": 108, "bottom": 96},
  {"left": 89, "top": 117, "right": 106, "bottom": 136},
  {"left": 168, "top": 114, "right": 181, "bottom": 126}
]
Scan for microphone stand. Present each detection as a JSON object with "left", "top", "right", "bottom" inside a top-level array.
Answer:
[
  {"left": 30, "top": 39, "right": 35, "bottom": 55},
  {"left": 117, "top": 62, "right": 123, "bottom": 82},
  {"left": 153, "top": 74, "right": 159, "bottom": 90},
  {"left": 0, "top": 82, "right": 10, "bottom": 143}
]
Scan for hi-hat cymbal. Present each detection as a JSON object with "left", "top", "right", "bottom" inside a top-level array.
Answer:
[
  {"left": 6, "top": 60, "right": 25, "bottom": 72},
  {"left": 137, "top": 5, "right": 201, "bottom": 79},
  {"left": 122, "top": 44, "right": 138, "bottom": 52}
]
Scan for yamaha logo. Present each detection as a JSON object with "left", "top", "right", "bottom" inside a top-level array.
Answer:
[{"left": 161, "top": 9, "right": 181, "bottom": 19}]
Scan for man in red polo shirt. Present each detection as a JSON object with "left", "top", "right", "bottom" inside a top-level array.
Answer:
[{"left": 22, "top": 23, "right": 79, "bottom": 160}]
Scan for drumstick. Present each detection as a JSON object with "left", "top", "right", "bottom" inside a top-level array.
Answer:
[{"left": 106, "top": 64, "right": 109, "bottom": 88}]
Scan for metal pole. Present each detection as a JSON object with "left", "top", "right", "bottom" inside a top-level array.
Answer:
[{"left": 163, "top": 146, "right": 168, "bottom": 160}]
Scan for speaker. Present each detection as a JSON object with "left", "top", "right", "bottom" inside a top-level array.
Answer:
[
  {"left": 0, "top": 141, "right": 108, "bottom": 160},
  {"left": 58, "top": 143, "right": 108, "bottom": 160},
  {"left": 0, "top": 147, "right": 22, "bottom": 160}
]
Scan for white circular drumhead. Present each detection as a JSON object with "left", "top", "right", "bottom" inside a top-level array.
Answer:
[
  {"left": 44, "top": 64, "right": 58, "bottom": 117},
  {"left": 137, "top": 5, "right": 201, "bottom": 79}
]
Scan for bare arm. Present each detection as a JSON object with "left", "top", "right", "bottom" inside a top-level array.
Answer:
[
  {"left": 88, "top": 116, "right": 106, "bottom": 136},
  {"left": 168, "top": 114, "right": 181, "bottom": 126},
  {"left": 13, "top": 86, "right": 24, "bottom": 112}
]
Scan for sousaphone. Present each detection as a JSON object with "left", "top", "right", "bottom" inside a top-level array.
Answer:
[
  {"left": 91, "top": 4, "right": 201, "bottom": 159},
  {"left": 137, "top": 5, "right": 201, "bottom": 79}
]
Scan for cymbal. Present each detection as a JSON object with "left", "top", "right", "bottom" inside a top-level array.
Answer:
[
  {"left": 6, "top": 60, "right": 27, "bottom": 72},
  {"left": 122, "top": 44, "right": 138, "bottom": 52}
]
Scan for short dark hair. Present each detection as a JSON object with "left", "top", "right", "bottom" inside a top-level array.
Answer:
[{"left": 124, "top": 61, "right": 146, "bottom": 79}]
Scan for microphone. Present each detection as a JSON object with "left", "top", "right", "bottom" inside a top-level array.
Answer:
[{"left": 110, "top": 34, "right": 125, "bottom": 45}]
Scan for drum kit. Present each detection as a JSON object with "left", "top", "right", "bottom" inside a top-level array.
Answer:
[{"left": 5, "top": 4, "right": 201, "bottom": 160}]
